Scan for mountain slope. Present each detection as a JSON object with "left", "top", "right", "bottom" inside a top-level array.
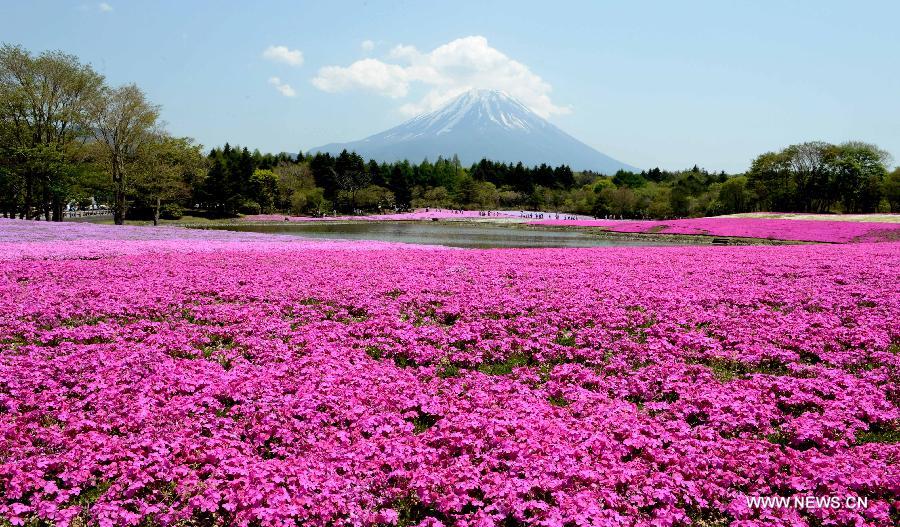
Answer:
[{"left": 309, "top": 89, "right": 636, "bottom": 173}]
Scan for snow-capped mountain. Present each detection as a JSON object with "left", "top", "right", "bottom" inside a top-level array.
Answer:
[{"left": 309, "top": 89, "right": 636, "bottom": 173}]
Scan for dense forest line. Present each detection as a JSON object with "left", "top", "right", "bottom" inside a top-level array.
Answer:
[
  {"left": 3, "top": 43, "right": 900, "bottom": 223},
  {"left": 186, "top": 145, "right": 900, "bottom": 220}
]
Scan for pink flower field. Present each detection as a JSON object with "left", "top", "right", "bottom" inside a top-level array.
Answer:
[
  {"left": 0, "top": 219, "right": 444, "bottom": 261},
  {"left": 0, "top": 219, "right": 898, "bottom": 527},
  {"left": 530, "top": 217, "right": 900, "bottom": 243},
  {"left": 243, "top": 209, "right": 519, "bottom": 223}
]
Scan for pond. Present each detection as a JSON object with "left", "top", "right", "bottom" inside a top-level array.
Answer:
[{"left": 198, "top": 221, "right": 688, "bottom": 249}]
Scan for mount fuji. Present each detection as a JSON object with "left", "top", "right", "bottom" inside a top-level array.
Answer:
[{"left": 309, "top": 89, "right": 636, "bottom": 173}]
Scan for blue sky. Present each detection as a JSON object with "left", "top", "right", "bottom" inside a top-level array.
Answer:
[{"left": 3, "top": 1, "right": 899, "bottom": 172}]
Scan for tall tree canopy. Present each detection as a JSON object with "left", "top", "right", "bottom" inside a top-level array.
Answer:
[
  {"left": 747, "top": 141, "right": 890, "bottom": 214},
  {"left": 87, "top": 83, "right": 160, "bottom": 224},
  {"left": 0, "top": 43, "right": 103, "bottom": 220}
]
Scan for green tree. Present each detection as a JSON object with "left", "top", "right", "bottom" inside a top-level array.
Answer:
[
  {"left": 309, "top": 152, "right": 337, "bottom": 198},
  {"left": 0, "top": 43, "right": 104, "bottom": 220},
  {"left": 717, "top": 176, "right": 753, "bottom": 214},
  {"left": 784, "top": 142, "right": 833, "bottom": 212},
  {"left": 884, "top": 168, "right": 900, "bottom": 212},
  {"left": 290, "top": 187, "right": 327, "bottom": 216},
  {"left": 612, "top": 170, "right": 646, "bottom": 188},
  {"left": 746, "top": 141, "right": 890, "bottom": 214},
  {"left": 747, "top": 150, "right": 795, "bottom": 212},
  {"left": 388, "top": 162, "right": 412, "bottom": 209},
  {"left": 355, "top": 185, "right": 395, "bottom": 211},
  {"left": 830, "top": 141, "right": 889, "bottom": 213},
  {"left": 0, "top": 164, "right": 23, "bottom": 217},
  {"left": 602, "top": 187, "right": 638, "bottom": 217},
  {"left": 133, "top": 135, "right": 205, "bottom": 224},
  {"left": 202, "top": 153, "right": 228, "bottom": 215},
  {"left": 87, "top": 83, "right": 160, "bottom": 224},
  {"left": 412, "top": 186, "right": 452, "bottom": 208},
  {"left": 471, "top": 181, "right": 500, "bottom": 209},
  {"left": 249, "top": 168, "right": 278, "bottom": 214},
  {"left": 646, "top": 185, "right": 673, "bottom": 218},
  {"left": 272, "top": 161, "right": 318, "bottom": 211}
]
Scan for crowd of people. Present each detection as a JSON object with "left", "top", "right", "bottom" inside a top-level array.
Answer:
[
  {"left": 422, "top": 208, "right": 586, "bottom": 220},
  {"left": 512, "top": 211, "right": 582, "bottom": 220}
]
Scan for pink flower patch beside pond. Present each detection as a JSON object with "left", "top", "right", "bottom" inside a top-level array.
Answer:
[
  {"left": 244, "top": 209, "right": 519, "bottom": 222},
  {"left": 0, "top": 218, "right": 448, "bottom": 260},
  {"left": 531, "top": 217, "right": 900, "bottom": 243}
]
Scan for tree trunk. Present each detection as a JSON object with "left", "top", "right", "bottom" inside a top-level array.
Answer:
[
  {"left": 42, "top": 175, "right": 51, "bottom": 221},
  {"left": 113, "top": 160, "right": 126, "bottom": 225},
  {"left": 153, "top": 197, "right": 160, "bottom": 226},
  {"left": 52, "top": 197, "right": 64, "bottom": 222},
  {"left": 113, "top": 190, "right": 125, "bottom": 225},
  {"left": 23, "top": 175, "right": 34, "bottom": 220}
]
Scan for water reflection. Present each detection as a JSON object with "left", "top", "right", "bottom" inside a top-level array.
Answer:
[{"left": 198, "top": 222, "right": 687, "bottom": 249}]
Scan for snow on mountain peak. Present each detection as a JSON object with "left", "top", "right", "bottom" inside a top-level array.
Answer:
[
  {"left": 309, "top": 88, "right": 636, "bottom": 173},
  {"left": 404, "top": 89, "right": 543, "bottom": 137}
]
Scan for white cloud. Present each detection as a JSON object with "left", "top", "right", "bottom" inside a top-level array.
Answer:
[
  {"left": 262, "top": 45, "right": 304, "bottom": 67},
  {"left": 311, "top": 36, "right": 569, "bottom": 118},
  {"left": 361, "top": 40, "right": 376, "bottom": 53},
  {"left": 268, "top": 77, "right": 296, "bottom": 97},
  {"left": 312, "top": 59, "right": 410, "bottom": 98},
  {"left": 98, "top": 2, "right": 113, "bottom": 12}
]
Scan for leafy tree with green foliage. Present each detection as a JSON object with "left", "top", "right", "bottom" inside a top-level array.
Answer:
[
  {"left": 717, "top": 175, "right": 753, "bottom": 214},
  {"left": 830, "top": 141, "right": 889, "bottom": 213},
  {"left": 355, "top": 185, "right": 395, "bottom": 211},
  {"left": 645, "top": 185, "right": 674, "bottom": 218},
  {"left": 784, "top": 142, "right": 834, "bottom": 212},
  {"left": 0, "top": 164, "right": 23, "bottom": 217},
  {"left": 249, "top": 169, "right": 279, "bottom": 214},
  {"left": 747, "top": 141, "right": 890, "bottom": 214},
  {"left": 291, "top": 187, "right": 328, "bottom": 216},
  {"left": 87, "top": 83, "right": 160, "bottom": 224},
  {"left": 602, "top": 186, "right": 638, "bottom": 217},
  {"left": 132, "top": 135, "right": 205, "bottom": 224},
  {"left": 272, "top": 162, "right": 314, "bottom": 211},
  {"left": 612, "top": 169, "right": 646, "bottom": 188},
  {"left": 412, "top": 186, "right": 452, "bottom": 208},
  {"left": 0, "top": 43, "right": 104, "bottom": 220},
  {"left": 310, "top": 152, "right": 337, "bottom": 199},
  {"left": 388, "top": 162, "right": 413, "bottom": 209},
  {"left": 884, "top": 168, "right": 900, "bottom": 213},
  {"left": 470, "top": 181, "right": 500, "bottom": 209},
  {"left": 747, "top": 150, "right": 799, "bottom": 212},
  {"left": 201, "top": 152, "right": 228, "bottom": 215}
]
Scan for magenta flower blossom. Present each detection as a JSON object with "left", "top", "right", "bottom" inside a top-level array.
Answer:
[
  {"left": 243, "top": 209, "right": 519, "bottom": 223},
  {"left": 531, "top": 217, "right": 900, "bottom": 243}
]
